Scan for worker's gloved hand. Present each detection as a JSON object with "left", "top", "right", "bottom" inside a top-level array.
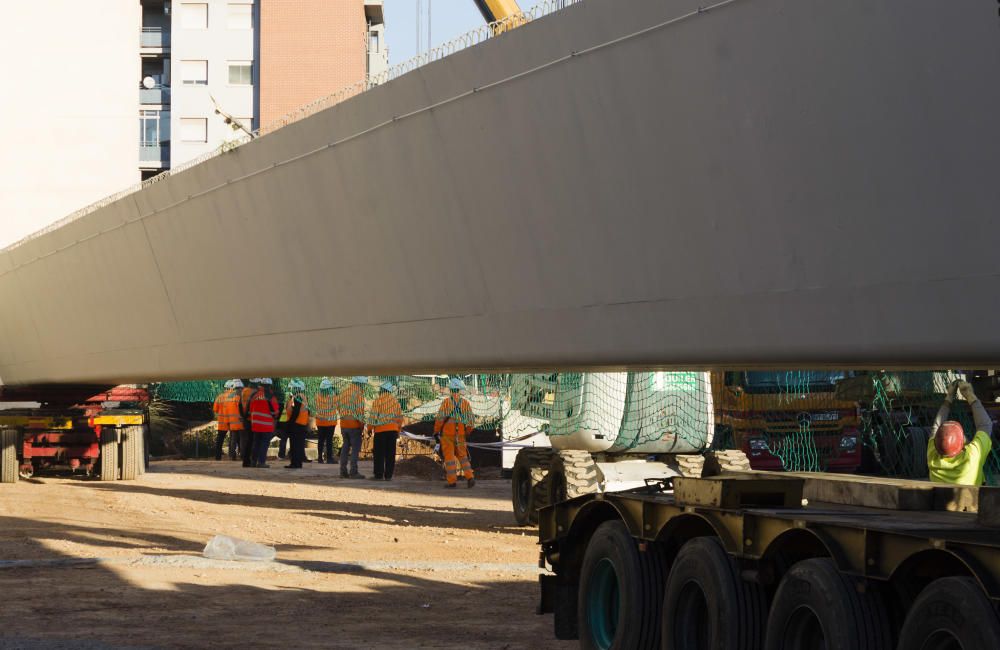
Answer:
[
  {"left": 958, "top": 381, "right": 978, "bottom": 404},
  {"left": 946, "top": 380, "right": 960, "bottom": 403}
]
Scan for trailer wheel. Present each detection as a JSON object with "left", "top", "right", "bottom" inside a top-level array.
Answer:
[
  {"left": 897, "top": 577, "right": 1000, "bottom": 650},
  {"left": 578, "top": 520, "right": 665, "bottom": 650},
  {"left": 548, "top": 450, "right": 601, "bottom": 506},
  {"left": 99, "top": 429, "right": 119, "bottom": 481},
  {"left": 764, "top": 558, "right": 889, "bottom": 650},
  {"left": 511, "top": 448, "right": 553, "bottom": 525},
  {"left": 119, "top": 425, "right": 145, "bottom": 481},
  {"left": 1, "top": 428, "right": 19, "bottom": 484},
  {"left": 662, "top": 536, "right": 766, "bottom": 650}
]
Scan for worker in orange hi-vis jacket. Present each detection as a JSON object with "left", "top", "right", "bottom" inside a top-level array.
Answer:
[
  {"left": 369, "top": 381, "right": 404, "bottom": 481},
  {"left": 213, "top": 380, "right": 244, "bottom": 461},
  {"left": 434, "top": 377, "right": 476, "bottom": 489},
  {"left": 338, "top": 376, "right": 368, "bottom": 479}
]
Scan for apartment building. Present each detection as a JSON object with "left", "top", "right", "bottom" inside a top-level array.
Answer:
[{"left": 140, "top": 0, "right": 386, "bottom": 178}]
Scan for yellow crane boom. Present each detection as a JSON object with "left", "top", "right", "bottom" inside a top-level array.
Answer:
[{"left": 472, "top": 0, "right": 522, "bottom": 24}]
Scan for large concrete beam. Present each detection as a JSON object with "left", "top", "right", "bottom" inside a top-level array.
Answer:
[{"left": 1, "top": 0, "right": 999, "bottom": 384}]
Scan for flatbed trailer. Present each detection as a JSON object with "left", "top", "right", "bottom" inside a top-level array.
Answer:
[
  {"left": 0, "top": 410, "right": 148, "bottom": 483},
  {"left": 537, "top": 472, "right": 1000, "bottom": 649}
]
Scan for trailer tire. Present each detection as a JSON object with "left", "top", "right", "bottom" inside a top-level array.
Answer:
[
  {"left": 548, "top": 450, "right": 601, "bottom": 505},
  {"left": 578, "top": 520, "right": 664, "bottom": 650},
  {"left": 119, "top": 425, "right": 145, "bottom": 481},
  {"left": 662, "top": 536, "right": 766, "bottom": 650},
  {"left": 512, "top": 448, "right": 553, "bottom": 525},
  {"left": 897, "top": 577, "right": 1000, "bottom": 650},
  {"left": 704, "top": 449, "right": 752, "bottom": 476},
  {"left": 99, "top": 429, "right": 119, "bottom": 481},
  {"left": 764, "top": 558, "right": 889, "bottom": 650},
  {"left": 1, "top": 428, "right": 19, "bottom": 484}
]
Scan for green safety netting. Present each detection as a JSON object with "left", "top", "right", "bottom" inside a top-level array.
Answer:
[{"left": 151, "top": 370, "right": 1000, "bottom": 483}]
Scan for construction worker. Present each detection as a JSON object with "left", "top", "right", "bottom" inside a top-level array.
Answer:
[
  {"left": 248, "top": 378, "right": 279, "bottom": 468},
  {"left": 369, "top": 381, "right": 403, "bottom": 481},
  {"left": 928, "top": 380, "right": 994, "bottom": 486},
  {"left": 314, "top": 378, "right": 339, "bottom": 464},
  {"left": 338, "top": 376, "right": 368, "bottom": 479},
  {"left": 212, "top": 380, "right": 244, "bottom": 461},
  {"left": 239, "top": 378, "right": 257, "bottom": 467},
  {"left": 282, "top": 379, "right": 311, "bottom": 469},
  {"left": 434, "top": 377, "right": 476, "bottom": 488}
]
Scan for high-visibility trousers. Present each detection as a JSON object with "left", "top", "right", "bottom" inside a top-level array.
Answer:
[{"left": 441, "top": 433, "right": 474, "bottom": 484}]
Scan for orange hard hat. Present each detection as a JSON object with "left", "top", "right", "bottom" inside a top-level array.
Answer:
[{"left": 934, "top": 421, "right": 966, "bottom": 458}]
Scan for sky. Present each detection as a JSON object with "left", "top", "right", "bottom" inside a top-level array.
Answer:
[{"left": 383, "top": 0, "right": 489, "bottom": 65}]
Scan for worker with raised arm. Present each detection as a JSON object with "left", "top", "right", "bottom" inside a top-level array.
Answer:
[
  {"left": 282, "top": 379, "right": 311, "bottom": 470},
  {"left": 213, "top": 380, "right": 244, "bottom": 461},
  {"left": 369, "top": 381, "right": 404, "bottom": 481},
  {"left": 314, "top": 378, "right": 339, "bottom": 464},
  {"left": 434, "top": 378, "right": 476, "bottom": 488},
  {"left": 338, "top": 376, "right": 368, "bottom": 479},
  {"left": 928, "top": 380, "right": 994, "bottom": 486},
  {"left": 248, "top": 378, "right": 280, "bottom": 469}
]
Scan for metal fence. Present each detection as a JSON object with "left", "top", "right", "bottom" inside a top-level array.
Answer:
[{"left": 4, "top": 0, "right": 583, "bottom": 253}]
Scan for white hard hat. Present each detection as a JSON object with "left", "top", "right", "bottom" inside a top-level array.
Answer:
[
  {"left": 223, "top": 380, "right": 234, "bottom": 389},
  {"left": 380, "top": 381, "right": 396, "bottom": 393},
  {"left": 352, "top": 376, "right": 369, "bottom": 385},
  {"left": 319, "top": 378, "right": 334, "bottom": 390},
  {"left": 448, "top": 377, "right": 466, "bottom": 391},
  {"left": 231, "top": 379, "right": 244, "bottom": 388},
  {"left": 259, "top": 377, "right": 273, "bottom": 385},
  {"left": 289, "top": 379, "right": 306, "bottom": 391}
]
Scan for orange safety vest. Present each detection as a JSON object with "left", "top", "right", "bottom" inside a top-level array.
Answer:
[
  {"left": 314, "top": 392, "right": 338, "bottom": 427},
  {"left": 370, "top": 393, "right": 403, "bottom": 433},
  {"left": 338, "top": 384, "right": 365, "bottom": 429},
  {"left": 240, "top": 386, "right": 254, "bottom": 418},
  {"left": 434, "top": 396, "right": 475, "bottom": 437},
  {"left": 282, "top": 393, "right": 310, "bottom": 427},
  {"left": 218, "top": 389, "right": 244, "bottom": 431}
]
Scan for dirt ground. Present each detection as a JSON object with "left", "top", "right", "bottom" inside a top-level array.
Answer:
[{"left": 0, "top": 460, "right": 574, "bottom": 649}]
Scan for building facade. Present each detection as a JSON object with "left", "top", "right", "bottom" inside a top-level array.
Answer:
[{"left": 144, "top": 0, "right": 385, "bottom": 177}]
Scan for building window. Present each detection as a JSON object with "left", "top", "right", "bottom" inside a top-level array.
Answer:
[
  {"left": 180, "top": 118, "right": 208, "bottom": 142},
  {"left": 181, "top": 60, "right": 208, "bottom": 85},
  {"left": 227, "top": 62, "right": 253, "bottom": 85},
  {"left": 370, "top": 32, "right": 380, "bottom": 53},
  {"left": 180, "top": 3, "right": 208, "bottom": 29},
  {"left": 140, "top": 110, "right": 170, "bottom": 145},
  {"left": 227, "top": 3, "right": 253, "bottom": 29}
]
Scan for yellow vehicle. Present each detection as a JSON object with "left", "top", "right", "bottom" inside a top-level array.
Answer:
[{"left": 712, "top": 370, "right": 861, "bottom": 472}]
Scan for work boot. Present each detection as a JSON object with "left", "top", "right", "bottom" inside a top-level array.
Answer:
[
  {"left": 444, "top": 483, "right": 457, "bottom": 489},
  {"left": 467, "top": 477, "right": 476, "bottom": 489},
  {"left": 258, "top": 463, "right": 270, "bottom": 469},
  {"left": 369, "top": 476, "right": 382, "bottom": 481},
  {"left": 340, "top": 471, "right": 349, "bottom": 479},
  {"left": 284, "top": 464, "right": 301, "bottom": 469},
  {"left": 348, "top": 473, "right": 365, "bottom": 479}
]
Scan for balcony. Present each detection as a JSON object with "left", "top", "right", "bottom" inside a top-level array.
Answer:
[
  {"left": 141, "top": 26, "right": 169, "bottom": 49},
  {"left": 140, "top": 86, "right": 171, "bottom": 105},
  {"left": 139, "top": 143, "right": 169, "bottom": 166}
]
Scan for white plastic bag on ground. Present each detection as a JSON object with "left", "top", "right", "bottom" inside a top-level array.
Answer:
[{"left": 203, "top": 535, "right": 276, "bottom": 562}]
